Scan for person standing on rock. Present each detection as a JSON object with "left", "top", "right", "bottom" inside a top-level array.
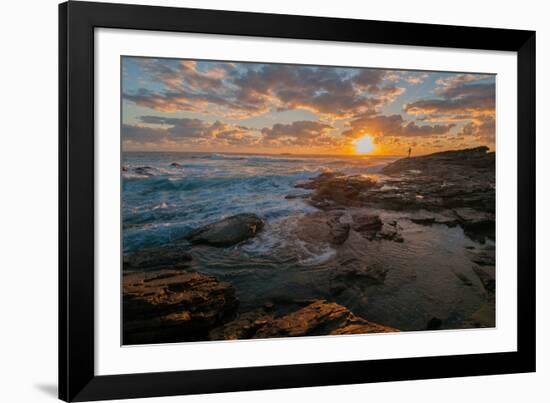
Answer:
[{"left": 408, "top": 147, "right": 412, "bottom": 158}]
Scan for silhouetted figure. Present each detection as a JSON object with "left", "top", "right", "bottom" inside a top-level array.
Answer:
[{"left": 408, "top": 147, "right": 412, "bottom": 158}]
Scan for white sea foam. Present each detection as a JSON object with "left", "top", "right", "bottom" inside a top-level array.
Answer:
[
  {"left": 152, "top": 202, "right": 168, "bottom": 210},
  {"left": 121, "top": 152, "right": 396, "bottom": 252}
]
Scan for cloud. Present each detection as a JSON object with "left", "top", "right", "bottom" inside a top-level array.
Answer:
[
  {"left": 260, "top": 120, "right": 336, "bottom": 146},
  {"left": 122, "top": 116, "right": 260, "bottom": 148},
  {"left": 121, "top": 123, "right": 166, "bottom": 143},
  {"left": 122, "top": 60, "right": 495, "bottom": 153},
  {"left": 123, "top": 59, "right": 257, "bottom": 117},
  {"left": 124, "top": 60, "right": 406, "bottom": 119},
  {"left": 404, "top": 73, "right": 429, "bottom": 85},
  {"left": 123, "top": 88, "right": 258, "bottom": 116},
  {"left": 123, "top": 117, "right": 342, "bottom": 150},
  {"left": 234, "top": 64, "right": 374, "bottom": 117},
  {"left": 343, "top": 113, "right": 455, "bottom": 139},
  {"left": 405, "top": 73, "right": 495, "bottom": 115},
  {"left": 435, "top": 73, "right": 492, "bottom": 89},
  {"left": 404, "top": 83, "right": 495, "bottom": 116},
  {"left": 458, "top": 115, "right": 495, "bottom": 141},
  {"left": 403, "top": 73, "right": 495, "bottom": 149},
  {"left": 140, "top": 58, "right": 230, "bottom": 91},
  {"left": 137, "top": 116, "right": 216, "bottom": 138},
  {"left": 352, "top": 69, "right": 387, "bottom": 87}
]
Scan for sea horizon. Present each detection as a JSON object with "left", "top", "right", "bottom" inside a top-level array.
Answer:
[{"left": 122, "top": 149, "right": 407, "bottom": 158}]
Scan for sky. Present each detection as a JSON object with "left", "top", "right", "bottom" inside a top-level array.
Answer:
[{"left": 121, "top": 57, "right": 496, "bottom": 156}]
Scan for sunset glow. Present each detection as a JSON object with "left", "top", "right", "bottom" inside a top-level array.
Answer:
[
  {"left": 122, "top": 57, "right": 496, "bottom": 156},
  {"left": 354, "top": 135, "right": 375, "bottom": 154}
]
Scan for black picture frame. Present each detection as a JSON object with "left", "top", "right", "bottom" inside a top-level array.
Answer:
[{"left": 59, "top": 1, "right": 536, "bottom": 401}]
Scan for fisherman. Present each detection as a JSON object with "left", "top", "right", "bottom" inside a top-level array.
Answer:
[{"left": 408, "top": 147, "right": 412, "bottom": 158}]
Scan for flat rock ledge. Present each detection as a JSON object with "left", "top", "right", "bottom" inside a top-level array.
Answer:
[
  {"left": 186, "top": 213, "right": 264, "bottom": 247},
  {"left": 295, "top": 148, "right": 495, "bottom": 225},
  {"left": 209, "top": 299, "right": 398, "bottom": 340},
  {"left": 123, "top": 270, "right": 238, "bottom": 344}
]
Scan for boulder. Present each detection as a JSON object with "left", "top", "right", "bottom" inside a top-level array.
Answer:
[
  {"left": 133, "top": 166, "right": 156, "bottom": 176},
  {"left": 123, "top": 270, "right": 238, "bottom": 344},
  {"left": 186, "top": 213, "right": 264, "bottom": 247},
  {"left": 351, "top": 213, "right": 404, "bottom": 242},
  {"left": 352, "top": 214, "right": 382, "bottom": 233},
  {"left": 209, "top": 310, "right": 274, "bottom": 340},
  {"left": 210, "top": 300, "right": 398, "bottom": 340},
  {"left": 296, "top": 172, "right": 377, "bottom": 208},
  {"left": 294, "top": 212, "right": 350, "bottom": 245},
  {"left": 284, "top": 193, "right": 310, "bottom": 200}
]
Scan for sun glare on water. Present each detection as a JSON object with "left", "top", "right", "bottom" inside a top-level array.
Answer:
[{"left": 354, "top": 135, "right": 375, "bottom": 154}]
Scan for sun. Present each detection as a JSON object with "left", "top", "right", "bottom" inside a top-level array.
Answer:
[{"left": 354, "top": 135, "right": 375, "bottom": 154}]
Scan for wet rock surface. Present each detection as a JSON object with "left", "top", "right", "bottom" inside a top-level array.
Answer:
[
  {"left": 295, "top": 146, "right": 495, "bottom": 243},
  {"left": 133, "top": 166, "right": 156, "bottom": 177},
  {"left": 296, "top": 172, "right": 377, "bottom": 209},
  {"left": 123, "top": 244, "right": 193, "bottom": 272},
  {"left": 462, "top": 244, "right": 495, "bottom": 328},
  {"left": 351, "top": 212, "right": 404, "bottom": 242},
  {"left": 186, "top": 213, "right": 264, "bottom": 247},
  {"left": 329, "top": 263, "right": 388, "bottom": 296},
  {"left": 123, "top": 270, "right": 238, "bottom": 344},
  {"left": 295, "top": 211, "right": 350, "bottom": 245},
  {"left": 210, "top": 300, "right": 398, "bottom": 340}
]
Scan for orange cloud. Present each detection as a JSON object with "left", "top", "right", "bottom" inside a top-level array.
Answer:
[
  {"left": 124, "top": 60, "right": 406, "bottom": 120},
  {"left": 343, "top": 113, "right": 455, "bottom": 140},
  {"left": 260, "top": 120, "right": 337, "bottom": 147}
]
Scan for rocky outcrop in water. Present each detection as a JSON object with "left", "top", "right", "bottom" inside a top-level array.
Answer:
[
  {"left": 382, "top": 146, "right": 493, "bottom": 174},
  {"left": 351, "top": 212, "right": 404, "bottom": 242},
  {"left": 209, "top": 300, "right": 397, "bottom": 340},
  {"left": 123, "top": 270, "right": 238, "bottom": 344},
  {"left": 379, "top": 146, "right": 495, "bottom": 212},
  {"left": 295, "top": 146, "right": 495, "bottom": 242},
  {"left": 296, "top": 172, "right": 377, "bottom": 209},
  {"left": 186, "top": 213, "right": 264, "bottom": 247},
  {"left": 133, "top": 166, "right": 156, "bottom": 177},
  {"left": 298, "top": 147, "right": 494, "bottom": 213},
  {"left": 295, "top": 211, "right": 350, "bottom": 245}
]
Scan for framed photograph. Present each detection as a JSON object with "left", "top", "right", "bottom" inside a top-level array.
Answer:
[{"left": 59, "top": 1, "right": 536, "bottom": 401}]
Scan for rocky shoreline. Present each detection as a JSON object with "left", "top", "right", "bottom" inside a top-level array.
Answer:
[{"left": 123, "top": 146, "right": 496, "bottom": 344}]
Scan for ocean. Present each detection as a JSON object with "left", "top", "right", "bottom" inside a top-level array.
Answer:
[{"left": 122, "top": 152, "right": 396, "bottom": 253}]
